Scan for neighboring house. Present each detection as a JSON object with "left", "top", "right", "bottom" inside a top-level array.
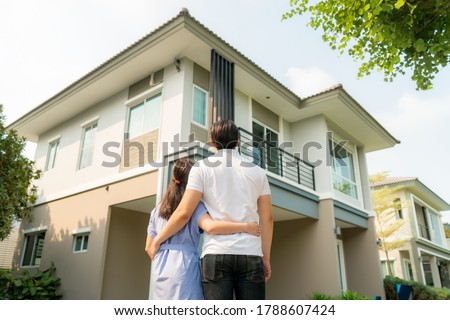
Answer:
[
  {"left": 372, "top": 177, "right": 450, "bottom": 289},
  {"left": 7, "top": 9, "right": 399, "bottom": 299},
  {"left": 0, "top": 227, "right": 19, "bottom": 270}
]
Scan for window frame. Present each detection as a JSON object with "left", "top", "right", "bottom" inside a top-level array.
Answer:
[
  {"left": 329, "top": 136, "right": 358, "bottom": 199},
  {"left": 21, "top": 228, "right": 47, "bottom": 268},
  {"left": 251, "top": 119, "right": 280, "bottom": 174},
  {"left": 78, "top": 122, "right": 98, "bottom": 170},
  {"left": 191, "top": 85, "right": 209, "bottom": 128},
  {"left": 73, "top": 234, "right": 89, "bottom": 253},
  {"left": 394, "top": 198, "right": 403, "bottom": 219},
  {"left": 126, "top": 90, "right": 162, "bottom": 139},
  {"left": 72, "top": 227, "right": 91, "bottom": 253},
  {"left": 45, "top": 138, "right": 60, "bottom": 171}
]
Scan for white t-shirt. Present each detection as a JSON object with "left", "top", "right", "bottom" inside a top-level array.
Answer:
[{"left": 186, "top": 148, "right": 271, "bottom": 257}]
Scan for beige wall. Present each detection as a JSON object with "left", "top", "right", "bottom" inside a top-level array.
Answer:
[
  {"left": 0, "top": 227, "right": 19, "bottom": 269},
  {"left": 343, "top": 217, "right": 386, "bottom": 299},
  {"left": 101, "top": 207, "right": 151, "bottom": 300},
  {"left": 267, "top": 199, "right": 340, "bottom": 299},
  {"left": 14, "top": 171, "right": 158, "bottom": 299},
  {"left": 120, "top": 130, "right": 159, "bottom": 172}
]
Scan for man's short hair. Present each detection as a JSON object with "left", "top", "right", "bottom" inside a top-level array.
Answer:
[{"left": 210, "top": 119, "right": 239, "bottom": 150}]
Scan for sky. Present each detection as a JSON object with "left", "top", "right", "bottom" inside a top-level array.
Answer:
[{"left": 1, "top": 0, "right": 449, "bottom": 222}]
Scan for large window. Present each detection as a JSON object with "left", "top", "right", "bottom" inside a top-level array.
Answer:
[
  {"left": 192, "top": 86, "right": 208, "bottom": 127},
  {"left": 21, "top": 231, "right": 46, "bottom": 267},
  {"left": 45, "top": 140, "right": 59, "bottom": 171},
  {"left": 329, "top": 138, "right": 357, "bottom": 198},
  {"left": 252, "top": 121, "right": 279, "bottom": 175},
  {"left": 128, "top": 93, "right": 162, "bottom": 138},
  {"left": 78, "top": 123, "right": 98, "bottom": 169}
]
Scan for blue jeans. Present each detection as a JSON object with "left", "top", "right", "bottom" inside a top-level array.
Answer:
[{"left": 201, "top": 254, "right": 265, "bottom": 300}]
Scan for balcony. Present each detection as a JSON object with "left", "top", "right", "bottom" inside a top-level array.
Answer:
[
  {"left": 238, "top": 127, "right": 315, "bottom": 191},
  {"left": 418, "top": 223, "right": 431, "bottom": 240}
]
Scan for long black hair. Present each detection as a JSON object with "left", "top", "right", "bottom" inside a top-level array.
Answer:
[{"left": 158, "top": 158, "right": 195, "bottom": 220}]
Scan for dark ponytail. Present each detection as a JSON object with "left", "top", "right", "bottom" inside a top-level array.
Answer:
[{"left": 158, "top": 158, "right": 195, "bottom": 220}]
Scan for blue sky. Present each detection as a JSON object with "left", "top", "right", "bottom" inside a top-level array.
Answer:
[{"left": 1, "top": 0, "right": 449, "bottom": 221}]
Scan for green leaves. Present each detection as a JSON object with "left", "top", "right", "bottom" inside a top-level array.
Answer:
[
  {"left": 394, "top": 0, "right": 406, "bottom": 9},
  {"left": 0, "top": 262, "right": 62, "bottom": 299},
  {"left": 284, "top": 0, "right": 450, "bottom": 90},
  {"left": 0, "top": 105, "right": 41, "bottom": 241}
]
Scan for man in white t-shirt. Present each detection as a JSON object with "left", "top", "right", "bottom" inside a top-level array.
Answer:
[{"left": 149, "top": 120, "right": 273, "bottom": 299}]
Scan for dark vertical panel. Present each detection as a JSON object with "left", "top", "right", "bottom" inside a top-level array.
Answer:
[{"left": 209, "top": 50, "right": 235, "bottom": 127}]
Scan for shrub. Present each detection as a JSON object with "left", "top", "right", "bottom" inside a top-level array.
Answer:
[
  {"left": 0, "top": 262, "right": 62, "bottom": 300},
  {"left": 384, "top": 275, "right": 449, "bottom": 300},
  {"left": 309, "top": 290, "right": 370, "bottom": 300}
]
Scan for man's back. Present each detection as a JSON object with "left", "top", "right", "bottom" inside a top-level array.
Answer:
[{"left": 187, "top": 148, "right": 270, "bottom": 256}]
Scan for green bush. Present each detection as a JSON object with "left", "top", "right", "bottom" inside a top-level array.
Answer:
[
  {"left": 384, "top": 276, "right": 450, "bottom": 300},
  {"left": 309, "top": 290, "right": 370, "bottom": 300},
  {"left": 0, "top": 262, "right": 62, "bottom": 300}
]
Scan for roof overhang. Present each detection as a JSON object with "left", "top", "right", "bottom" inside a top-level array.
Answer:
[
  {"left": 7, "top": 11, "right": 301, "bottom": 142},
  {"left": 294, "top": 87, "right": 400, "bottom": 152},
  {"left": 392, "top": 180, "right": 450, "bottom": 212}
]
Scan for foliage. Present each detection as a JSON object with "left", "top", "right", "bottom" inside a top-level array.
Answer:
[
  {"left": 444, "top": 224, "right": 450, "bottom": 238},
  {"left": 0, "top": 263, "right": 62, "bottom": 299},
  {"left": 384, "top": 275, "right": 450, "bottom": 300},
  {"left": 0, "top": 104, "right": 41, "bottom": 241},
  {"left": 370, "top": 172, "right": 408, "bottom": 276},
  {"left": 310, "top": 290, "right": 371, "bottom": 300},
  {"left": 283, "top": 0, "right": 450, "bottom": 90}
]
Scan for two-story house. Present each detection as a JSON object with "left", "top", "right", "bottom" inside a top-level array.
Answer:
[
  {"left": 372, "top": 177, "right": 450, "bottom": 289},
  {"left": 8, "top": 9, "right": 398, "bottom": 299}
]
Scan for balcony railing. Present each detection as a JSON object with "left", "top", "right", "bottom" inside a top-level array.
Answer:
[
  {"left": 238, "top": 127, "right": 315, "bottom": 190},
  {"left": 418, "top": 223, "right": 431, "bottom": 240}
]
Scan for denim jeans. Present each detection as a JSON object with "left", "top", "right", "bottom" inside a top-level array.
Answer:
[{"left": 201, "top": 254, "right": 265, "bottom": 300}]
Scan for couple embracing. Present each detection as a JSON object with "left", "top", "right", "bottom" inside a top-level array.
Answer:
[{"left": 145, "top": 120, "right": 273, "bottom": 300}]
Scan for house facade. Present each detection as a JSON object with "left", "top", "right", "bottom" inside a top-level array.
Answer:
[
  {"left": 372, "top": 177, "right": 450, "bottom": 288},
  {"left": 8, "top": 10, "right": 398, "bottom": 299}
]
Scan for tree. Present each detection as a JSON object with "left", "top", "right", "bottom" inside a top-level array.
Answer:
[
  {"left": 0, "top": 104, "right": 41, "bottom": 241},
  {"left": 283, "top": 0, "right": 450, "bottom": 90},
  {"left": 444, "top": 224, "right": 450, "bottom": 239},
  {"left": 370, "top": 172, "right": 407, "bottom": 276}
]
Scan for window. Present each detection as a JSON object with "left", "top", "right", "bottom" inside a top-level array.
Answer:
[
  {"left": 422, "top": 262, "right": 434, "bottom": 286},
  {"left": 252, "top": 121, "right": 280, "bottom": 175},
  {"left": 381, "top": 260, "right": 395, "bottom": 277},
  {"left": 128, "top": 93, "right": 162, "bottom": 138},
  {"left": 192, "top": 86, "right": 207, "bottom": 127},
  {"left": 403, "top": 259, "right": 414, "bottom": 280},
  {"left": 21, "top": 231, "right": 46, "bottom": 267},
  {"left": 45, "top": 140, "right": 59, "bottom": 171},
  {"left": 329, "top": 138, "right": 357, "bottom": 198},
  {"left": 78, "top": 123, "right": 98, "bottom": 169},
  {"left": 394, "top": 198, "right": 403, "bottom": 219},
  {"left": 73, "top": 234, "right": 89, "bottom": 253}
]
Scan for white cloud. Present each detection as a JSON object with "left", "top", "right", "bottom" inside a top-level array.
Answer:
[
  {"left": 286, "top": 66, "right": 339, "bottom": 98},
  {"left": 379, "top": 92, "right": 450, "bottom": 137}
]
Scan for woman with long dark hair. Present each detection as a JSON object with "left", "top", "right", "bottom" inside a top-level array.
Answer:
[{"left": 145, "top": 158, "right": 260, "bottom": 299}]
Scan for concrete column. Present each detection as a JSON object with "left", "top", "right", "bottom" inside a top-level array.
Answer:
[
  {"left": 343, "top": 216, "right": 386, "bottom": 299},
  {"left": 267, "top": 199, "right": 340, "bottom": 299}
]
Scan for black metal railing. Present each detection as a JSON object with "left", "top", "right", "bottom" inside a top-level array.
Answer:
[
  {"left": 238, "top": 127, "right": 315, "bottom": 190},
  {"left": 418, "top": 223, "right": 431, "bottom": 240}
]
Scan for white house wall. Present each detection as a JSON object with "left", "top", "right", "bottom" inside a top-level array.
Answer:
[
  {"left": 290, "top": 115, "right": 331, "bottom": 194},
  {"left": 34, "top": 89, "right": 128, "bottom": 199}
]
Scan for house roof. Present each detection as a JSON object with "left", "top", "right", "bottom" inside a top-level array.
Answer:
[
  {"left": 372, "top": 176, "right": 450, "bottom": 212},
  {"left": 7, "top": 8, "right": 398, "bottom": 153}
]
